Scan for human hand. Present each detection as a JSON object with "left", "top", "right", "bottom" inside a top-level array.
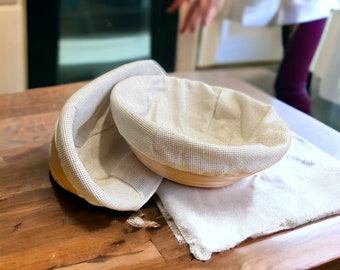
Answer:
[{"left": 167, "top": 0, "right": 224, "bottom": 33}]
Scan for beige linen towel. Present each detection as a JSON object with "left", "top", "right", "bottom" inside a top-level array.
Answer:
[
  {"left": 156, "top": 134, "right": 340, "bottom": 260},
  {"left": 51, "top": 60, "right": 165, "bottom": 211}
]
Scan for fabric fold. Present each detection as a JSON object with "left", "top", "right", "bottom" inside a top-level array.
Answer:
[
  {"left": 50, "top": 60, "right": 165, "bottom": 211},
  {"left": 156, "top": 134, "right": 340, "bottom": 260}
]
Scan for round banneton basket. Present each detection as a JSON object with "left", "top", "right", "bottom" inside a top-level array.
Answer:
[
  {"left": 111, "top": 75, "right": 292, "bottom": 188},
  {"left": 49, "top": 60, "right": 166, "bottom": 211}
]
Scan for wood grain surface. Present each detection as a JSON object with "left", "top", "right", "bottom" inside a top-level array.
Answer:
[{"left": 1, "top": 74, "right": 339, "bottom": 270}]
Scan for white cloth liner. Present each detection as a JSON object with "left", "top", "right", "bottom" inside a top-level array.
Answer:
[
  {"left": 156, "top": 133, "right": 340, "bottom": 260},
  {"left": 111, "top": 75, "right": 291, "bottom": 178},
  {"left": 53, "top": 60, "right": 165, "bottom": 211}
]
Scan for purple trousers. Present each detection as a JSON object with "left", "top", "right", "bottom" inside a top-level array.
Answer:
[{"left": 274, "top": 18, "right": 327, "bottom": 115}]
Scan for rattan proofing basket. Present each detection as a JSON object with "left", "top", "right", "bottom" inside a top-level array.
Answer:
[{"left": 111, "top": 75, "right": 292, "bottom": 188}]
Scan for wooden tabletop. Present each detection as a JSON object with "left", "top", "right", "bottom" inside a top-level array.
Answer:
[{"left": 1, "top": 70, "right": 340, "bottom": 270}]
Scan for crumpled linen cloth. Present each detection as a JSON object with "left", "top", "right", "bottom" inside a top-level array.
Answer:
[
  {"left": 51, "top": 60, "right": 165, "bottom": 211},
  {"left": 156, "top": 133, "right": 340, "bottom": 260}
]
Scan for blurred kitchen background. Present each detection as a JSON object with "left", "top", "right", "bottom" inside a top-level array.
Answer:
[
  {"left": 27, "top": 0, "right": 178, "bottom": 87},
  {"left": 0, "top": 0, "right": 339, "bottom": 131}
]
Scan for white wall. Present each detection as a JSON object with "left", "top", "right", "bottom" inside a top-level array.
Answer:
[{"left": 197, "top": 20, "right": 283, "bottom": 68}]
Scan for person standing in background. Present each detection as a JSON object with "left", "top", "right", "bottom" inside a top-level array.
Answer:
[{"left": 167, "top": 0, "right": 340, "bottom": 115}]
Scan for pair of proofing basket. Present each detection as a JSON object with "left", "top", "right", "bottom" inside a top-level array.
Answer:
[{"left": 49, "top": 60, "right": 292, "bottom": 211}]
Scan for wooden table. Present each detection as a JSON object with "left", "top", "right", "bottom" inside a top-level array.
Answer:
[{"left": 1, "top": 70, "right": 340, "bottom": 270}]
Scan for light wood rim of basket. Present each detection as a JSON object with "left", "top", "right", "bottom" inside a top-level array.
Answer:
[
  {"left": 48, "top": 136, "right": 78, "bottom": 195},
  {"left": 129, "top": 145, "right": 252, "bottom": 188}
]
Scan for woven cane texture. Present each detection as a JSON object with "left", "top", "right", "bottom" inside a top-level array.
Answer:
[{"left": 111, "top": 75, "right": 292, "bottom": 185}]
